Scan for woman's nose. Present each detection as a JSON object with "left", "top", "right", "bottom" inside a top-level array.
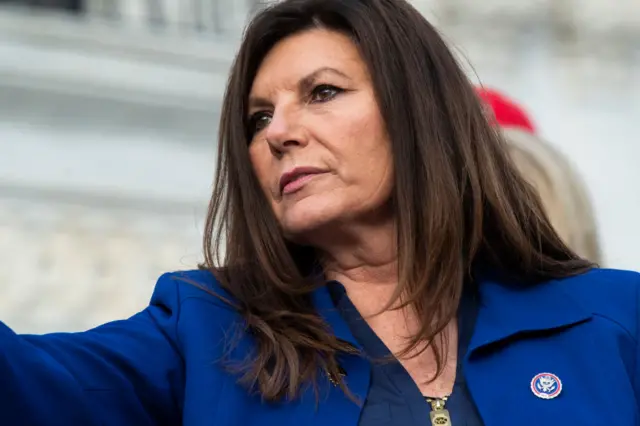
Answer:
[{"left": 265, "top": 107, "right": 308, "bottom": 153}]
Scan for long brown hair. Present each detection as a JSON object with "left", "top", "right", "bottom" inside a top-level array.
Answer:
[{"left": 201, "top": 0, "right": 593, "bottom": 402}]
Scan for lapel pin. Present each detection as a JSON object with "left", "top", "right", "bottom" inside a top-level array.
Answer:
[{"left": 531, "top": 372, "right": 562, "bottom": 399}]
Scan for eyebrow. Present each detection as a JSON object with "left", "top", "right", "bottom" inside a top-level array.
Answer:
[{"left": 248, "top": 66, "right": 350, "bottom": 112}]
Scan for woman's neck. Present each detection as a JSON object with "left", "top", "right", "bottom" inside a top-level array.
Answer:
[
  {"left": 320, "top": 245, "right": 399, "bottom": 316},
  {"left": 308, "top": 213, "right": 398, "bottom": 315}
]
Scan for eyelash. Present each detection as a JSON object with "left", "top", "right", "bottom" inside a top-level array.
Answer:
[
  {"left": 247, "top": 84, "right": 345, "bottom": 141},
  {"left": 309, "top": 84, "right": 343, "bottom": 103}
]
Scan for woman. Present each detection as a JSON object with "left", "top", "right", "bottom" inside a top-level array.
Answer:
[
  {"left": 1, "top": 1, "right": 638, "bottom": 425},
  {"left": 476, "top": 87, "right": 603, "bottom": 264}
]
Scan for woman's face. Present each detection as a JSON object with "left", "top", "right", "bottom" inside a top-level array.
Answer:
[{"left": 247, "top": 28, "right": 393, "bottom": 240}]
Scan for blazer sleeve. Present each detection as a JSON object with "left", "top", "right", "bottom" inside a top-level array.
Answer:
[{"left": 0, "top": 273, "right": 186, "bottom": 426}]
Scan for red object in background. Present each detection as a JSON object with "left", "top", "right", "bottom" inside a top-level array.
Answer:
[{"left": 476, "top": 87, "right": 536, "bottom": 134}]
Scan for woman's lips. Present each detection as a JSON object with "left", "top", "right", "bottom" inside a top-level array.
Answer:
[
  {"left": 279, "top": 166, "right": 328, "bottom": 195},
  {"left": 282, "top": 172, "right": 325, "bottom": 195}
]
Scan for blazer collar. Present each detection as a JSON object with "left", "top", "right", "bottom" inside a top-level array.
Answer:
[
  {"left": 469, "top": 276, "right": 592, "bottom": 352},
  {"left": 312, "top": 275, "right": 592, "bottom": 352}
]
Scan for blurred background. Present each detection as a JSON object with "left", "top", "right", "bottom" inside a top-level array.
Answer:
[{"left": 0, "top": 0, "right": 638, "bottom": 333}]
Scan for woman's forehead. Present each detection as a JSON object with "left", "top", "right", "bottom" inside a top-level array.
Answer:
[{"left": 249, "top": 29, "right": 367, "bottom": 96}]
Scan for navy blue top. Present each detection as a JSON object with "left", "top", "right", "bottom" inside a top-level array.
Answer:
[{"left": 328, "top": 281, "right": 484, "bottom": 426}]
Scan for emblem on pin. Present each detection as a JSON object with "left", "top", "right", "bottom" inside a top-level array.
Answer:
[{"left": 531, "top": 372, "right": 562, "bottom": 399}]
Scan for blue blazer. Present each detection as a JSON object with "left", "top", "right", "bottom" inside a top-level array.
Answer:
[{"left": 1, "top": 267, "right": 639, "bottom": 425}]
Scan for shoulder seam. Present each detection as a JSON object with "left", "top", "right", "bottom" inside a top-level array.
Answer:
[
  {"left": 167, "top": 272, "right": 239, "bottom": 312},
  {"left": 145, "top": 275, "right": 185, "bottom": 362},
  {"left": 590, "top": 312, "right": 637, "bottom": 344}
]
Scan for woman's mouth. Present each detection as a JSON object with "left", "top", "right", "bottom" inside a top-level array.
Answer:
[{"left": 279, "top": 167, "right": 327, "bottom": 195}]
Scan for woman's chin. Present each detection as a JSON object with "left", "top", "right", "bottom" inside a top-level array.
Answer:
[
  {"left": 281, "top": 215, "right": 330, "bottom": 239},
  {"left": 279, "top": 208, "right": 341, "bottom": 243}
]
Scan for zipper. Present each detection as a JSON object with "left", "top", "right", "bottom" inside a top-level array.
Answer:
[{"left": 425, "top": 396, "right": 452, "bottom": 426}]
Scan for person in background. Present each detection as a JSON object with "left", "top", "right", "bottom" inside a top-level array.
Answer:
[
  {"left": 477, "top": 87, "right": 602, "bottom": 264},
  {"left": 0, "top": 1, "right": 637, "bottom": 425}
]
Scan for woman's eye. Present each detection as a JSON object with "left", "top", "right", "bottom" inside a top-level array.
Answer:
[
  {"left": 310, "top": 84, "right": 343, "bottom": 103},
  {"left": 248, "top": 112, "right": 272, "bottom": 139}
]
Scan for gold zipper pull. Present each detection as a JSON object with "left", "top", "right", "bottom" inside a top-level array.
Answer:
[{"left": 427, "top": 397, "right": 452, "bottom": 426}]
